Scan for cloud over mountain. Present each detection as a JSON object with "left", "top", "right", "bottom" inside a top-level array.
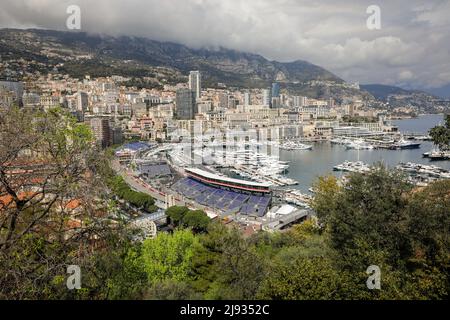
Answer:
[{"left": 1, "top": 0, "right": 449, "bottom": 91}]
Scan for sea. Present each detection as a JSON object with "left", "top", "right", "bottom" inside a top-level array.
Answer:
[{"left": 281, "top": 114, "right": 449, "bottom": 193}]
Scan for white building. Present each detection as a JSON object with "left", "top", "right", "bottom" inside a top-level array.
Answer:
[
  {"left": 244, "top": 92, "right": 251, "bottom": 106},
  {"left": 262, "top": 89, "right": 271, "bottom": 106},
  {"left": 188, "top": 71, "right": 202, "bottom": 101}
]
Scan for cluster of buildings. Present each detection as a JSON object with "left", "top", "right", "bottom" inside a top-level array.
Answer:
[{"left": 1, "top": 70, "right": 399, "bottom": 150}]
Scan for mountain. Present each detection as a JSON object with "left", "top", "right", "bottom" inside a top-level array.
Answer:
[
  {"left": 3, "top": 28, "right": 446, "bottom": 112},
  {"left": 360, "top": 84, "right": 450, "bottom": 113},
  {"left": 360, "top": 84, "right": 412, "bottom": 100},
  {"left": 0, "top": 28, "right": 342, "bottom": 90},
  {"left": 423, "top": 84, "right": 450, "bottom": 99}
]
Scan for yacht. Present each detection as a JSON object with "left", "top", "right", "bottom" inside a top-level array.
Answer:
[
  {"left": 390, "top": 138, "right": 421, "bottom": 150},
  {"left": 279, "top": 141, "right": 313, "bottom": 151},
  {"left": 333, "top": 161, "right": 370, "bottom": 173},
  {"left": 331, "top": 137, "right": 351, "bottom": 145},
  {"left": 429, "top": 151, "right": 450, "bottom": 161},
  {"left": 345, "top": 139, "right": 374, "bottom": 150},
  {"left": 396, "top": 162, "right": 450, "bottom": 179}
]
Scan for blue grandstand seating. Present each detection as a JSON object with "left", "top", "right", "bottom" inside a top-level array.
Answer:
[{"left": 172, "top": 177, "right": 271, "bottom": 216}]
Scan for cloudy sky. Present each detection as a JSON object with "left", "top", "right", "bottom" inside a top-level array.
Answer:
[{"left": 1, "top": 0, "right": 450, "bottom": 94}]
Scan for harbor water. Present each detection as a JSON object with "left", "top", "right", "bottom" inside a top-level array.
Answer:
[{"left": 281, "top": 114, "right": 449, "bottom": 193}]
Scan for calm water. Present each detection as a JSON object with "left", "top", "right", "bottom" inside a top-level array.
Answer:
[{"left": 282, "top": 114, "right": 449, "bottom": 193}]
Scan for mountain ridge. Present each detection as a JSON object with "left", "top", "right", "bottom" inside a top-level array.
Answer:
[
  {"left": 1, "top": 28, "right": 446, "bottom": 112},
  {"left": 0, "top": 28, "right": 343, "bottom": 88}
]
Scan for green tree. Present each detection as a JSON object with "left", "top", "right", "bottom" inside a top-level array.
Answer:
[
  {"left": 108, "top": 175, "right": 155, "bottom": 212},
  {"left": 144, "top": 280, "right": 201, "bottom": 300},
  {"left": 258, "top": 255, "right": 346, "bottom": 300},
  {"left": 181, "top": 210, "right": 210, "bottom": 233},
  {"left": 72, "top": 233, "right": 147, "bottom": 300},
  {"left": 0, "top": 107, "right": 146, "bottom": 300},
  {"left": 310, "top": 176, "right": 341, "bottom": 226},
  {"left": 190, "top": 223, "right": 267, "bottom": 300},
  {"left": 165, "top": 206, "right": 189, "bottom": 226},
  {"left": 141, "top": 229, "right": 200, "bottom": 284},
  {"left": 429, "top": 114, "right": 450, "bottom": 150},
  {"left": 313, "top": 165, "right": 413, "bottom": 270}
]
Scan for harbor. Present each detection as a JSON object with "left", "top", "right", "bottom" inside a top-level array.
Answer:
[
  {"left": 141, "top": 115, "right": 449, "bottom": 196},
  {"left": 331, "top": 160, "right": 450, "bottom": 187},
  {"left": 283, "top": 115, "right": 449, "bottom": 193}
]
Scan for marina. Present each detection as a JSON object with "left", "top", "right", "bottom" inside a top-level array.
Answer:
[
  {"left": 331, "top": 160, "right": 450, "bottom": 187},
  {"left": 396, "top": 162, "right": 450, "bottom": 179},
  {"left": 158, "top": 115, "right": 448, "bottom": 195},
  {"left": 168, "top": 147, "right": 300, "bottom": 187},
  {"left": 283, "top": 114, "right": 449, "bottom": 193}
]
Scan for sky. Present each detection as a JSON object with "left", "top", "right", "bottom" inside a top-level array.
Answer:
[{"left": 1, "top": 0, "right": 450, "bottom": 95}]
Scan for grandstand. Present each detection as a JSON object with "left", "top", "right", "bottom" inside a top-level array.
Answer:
[
  {"left": 185, "top": 168, "right": 271, "bottom": 194},
  {"left": 138, "top": 162, "right": 172, "bottom": 179},
  {"left": 172, "top": 168, "right": 272, "bottom": 217}
]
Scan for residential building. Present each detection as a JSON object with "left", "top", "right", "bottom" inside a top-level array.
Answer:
[
  {"left": 176, "top": 89, "right": 197, "bottom": 120},
  {"left": 188, "top": 71, "right": 202, "bottom": 101}
]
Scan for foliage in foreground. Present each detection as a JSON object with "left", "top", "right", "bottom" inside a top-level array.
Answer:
[
  {"left": 1, "top": 107, "right": 448, "bottom": 299},
  {"left": 429, "top": 114, "right": 450, "bottom": 151}
]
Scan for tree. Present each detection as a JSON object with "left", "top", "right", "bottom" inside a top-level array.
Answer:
[
  {"left": 181, "top": 210, "right": 210, "bottom": 233},
  {"left": 400, "top": 180, "right": 450, "bottom": 299},
  {"left": 141, "top": 229, "right": 200, "bottom": 284},
  {"left": 190, "top": 223, "right": 268, "bottom": 300},
  {"left": 165, "top": 206, "right": 189, "bottom": 226},
  {"left": 144, "top": 280, "right": 201, "bottom": 300},
  {"left": 311, "top": 167, "right": 449, "bottom": 300},
  {"left": 77, "top": 234, "right": 148, "bottom": 300},
  {"left": 429, "top": 114, "right": 450, "bottom": 150},
  {"left": 312, "top": 165, "right": 413, "bottom": 270},
  {"left": 0, "top": 107, "right": 136, "bottom": 299},
  {"left": 257, "top": 255, "right": 346, "bottom": 300},
  {"left": 310, "top": 176, "right": 341, "bottom": 226},
  {"left": 108, "top": 175, "right": 155, "bottom": 212},
  {"left": 165, "top": 206, "right": 210, "bottom": 233},
  {"left": 406, "top": 180, "right": 450, "bottom": 267},
  {"left": 0, "top": 107, "right": 104, "bottom": 249}
]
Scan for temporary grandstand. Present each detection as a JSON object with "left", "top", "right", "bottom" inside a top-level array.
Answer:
[
  {"left": 185, "top": 168, "right": 271, "bottom": 194},
  {"left": 138, "top": 162, "right": 172, "bottom": 179},
  {"left": 172, "top": 168, "right": 272, "bottom": 217}
]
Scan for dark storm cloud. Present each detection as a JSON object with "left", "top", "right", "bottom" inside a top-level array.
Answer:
[{"left": 1, "top": 0, "right": 449, "bottom": 90}]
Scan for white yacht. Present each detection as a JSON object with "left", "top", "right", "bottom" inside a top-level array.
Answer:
[
  {"left": 279, "top": 141, "right": 313, "bottom": 151},
  {"left": 333, "top": 161, "right": 371, "bottom": 173},
  {"left": 345, "top": 139, "right": 374, "bottom": 150}
]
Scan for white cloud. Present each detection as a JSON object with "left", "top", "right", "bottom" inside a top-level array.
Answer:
[{"left": 0, "top": 0, "right": 449, "bottom": 90}]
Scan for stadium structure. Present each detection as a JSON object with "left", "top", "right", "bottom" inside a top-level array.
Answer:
[{"left": 172, "top": 168, "right": 272, "bottom": 217}]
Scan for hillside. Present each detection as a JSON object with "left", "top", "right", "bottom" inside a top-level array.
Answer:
[
  {"left": 3, "top": 28, "right": 448, "bottom": 111},
  {"left": 0, "top": 28, "right": 341, "bottom": 90},
  {"left": 360, "top": 84, "right": 411, "bottom": 100}
]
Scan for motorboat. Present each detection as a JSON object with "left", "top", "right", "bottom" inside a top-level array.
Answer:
[
  {"left": 279, "top": 141, "right": 313, "bottom": 151},
  {"left": 390, "top": 138, "right": 421, "bottom": 150},
  {"left": 345, "top": 139, "right": 374, "bottom": 150}
]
